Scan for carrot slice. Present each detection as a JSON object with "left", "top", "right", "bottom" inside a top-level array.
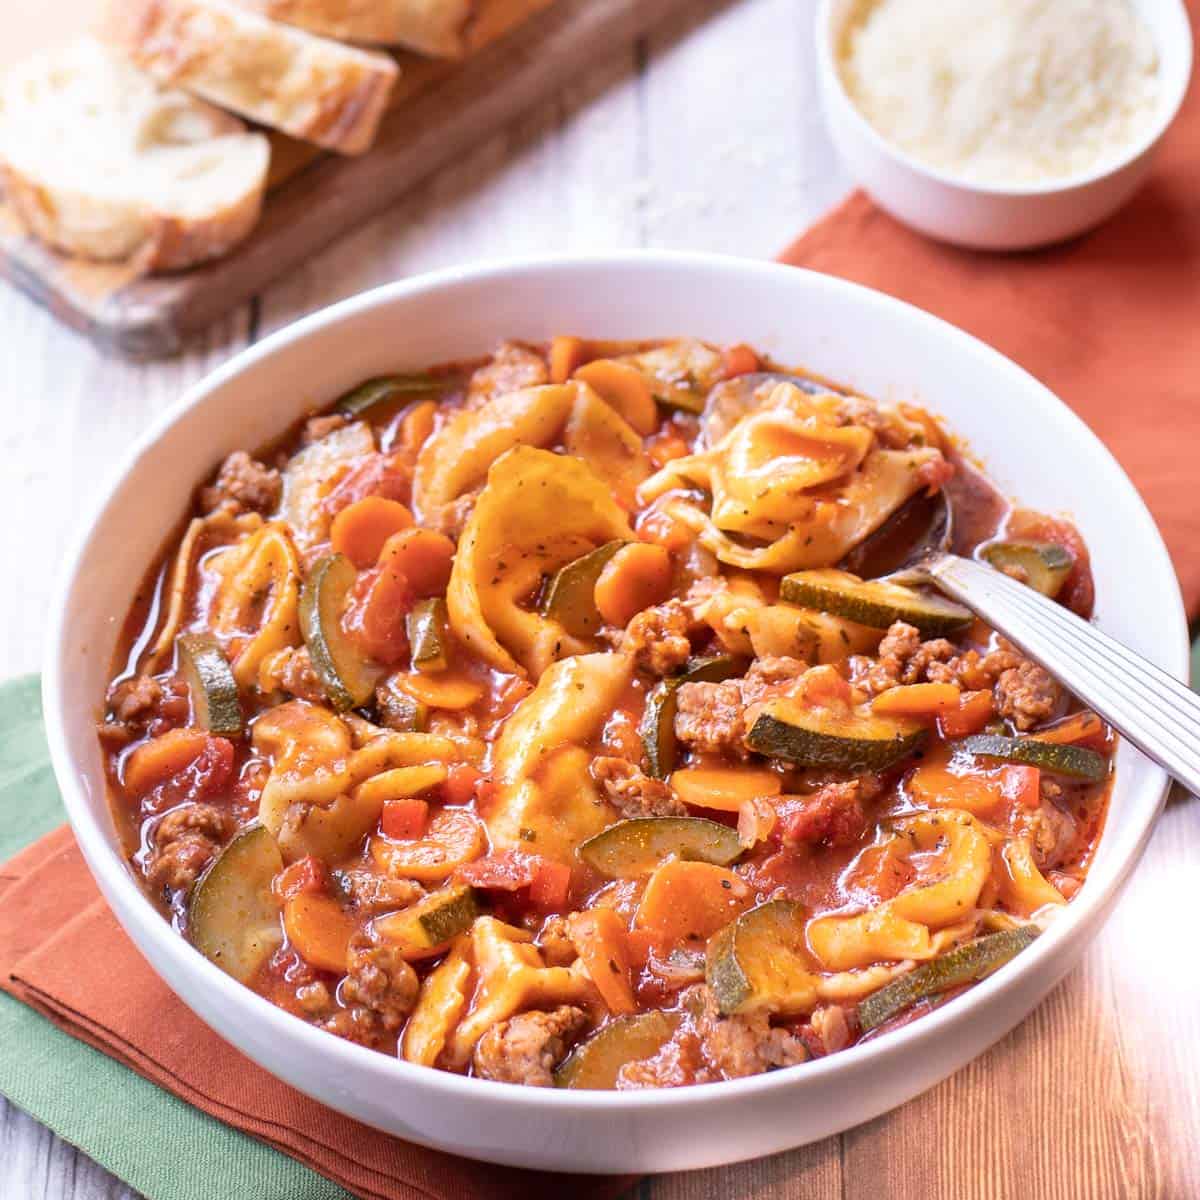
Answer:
[
  {"left": 377, "top": 528, "right": 455, "bottom": 596},
  {"left": 721, "top": 343, "right": 760, "bottom": 379},
  {"left": 284, "top": 893, "right": 356, "bottom": 973},
  {"left": 594, "top": 543, "right": 673, "bottom": 627},
  {"left": 123, "top": 728, "right": 210, "bottom": 797},
  {"left": 633, "top": 861, "right": 751, "bottom": 948},
  {"left": 549, "top": 335, "right": 588, "bottom": 384},
  {"left": 872, "top": 682, "right": 962, "bottom": 718},
  {"left": 569, "top": 908, "right": 635, "bottom": 1014},
  {"left": 938, "top": 689, "right": 995, "bottom": 738},
  {"left": 331, "top": 496, "right": 414, "bottom": 568},
  {"left": 400, "top": 400, "right": 437, "bottom": 454},
  {"left": 671, "top": 766, "right": 781, "bottom": 813}
]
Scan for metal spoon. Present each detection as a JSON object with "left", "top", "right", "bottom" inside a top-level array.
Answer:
[{"left": 855, "top": 491, "right": 1200, "bottom": 797}]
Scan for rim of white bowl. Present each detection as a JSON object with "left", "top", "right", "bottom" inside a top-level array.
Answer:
[
  {"left": 815, "top": 0, "right": 1194, "bottom": 200},
  {"left": 44, "top": 251, "right": 1188, "bottom": 1119}
]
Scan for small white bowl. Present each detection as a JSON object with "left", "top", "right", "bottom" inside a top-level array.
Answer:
[
  {"left": 44, "top": 254, "right": 1186, "bottom": 1172},
  {"left": 815, "top": 0, "right": 1193, "bottom": 250}
]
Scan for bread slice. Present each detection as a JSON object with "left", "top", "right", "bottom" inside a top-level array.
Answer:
[
  {"left": 234, "top": 0, "right": 474, "bottom": 58},
  {"left": 0, "top": 38, "right": 269, "bottom": 270},
  {"left": 105, "top": 0, "right": 400, "bottom": 155}
]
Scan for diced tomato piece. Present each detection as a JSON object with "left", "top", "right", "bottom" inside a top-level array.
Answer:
[
  {"left": 344, "top": 560, "right": 414, "bottom": 665},
  {"left": 474, "top": 778, "right": 499, "bottom": 815},
  {"left": 636, "top": 507, "right": 693, "bottom": 552},
  {"left": 528, "top": 859, "right": 571, "bottom": 910},
  {"left": 646, "top": 428, "right": 691, "bottom": 469},
  {"left": 381, "top": 798, "right": 429, "bottom": 840},
  {"left": 799, "top": 665, "right": 853, "bottom": 710},
  {"left": 440, "top": 763, "right": 482, "bottom": 808},
  {"left": 457, "top": 851, "right": 570, "bottom": 909},
  {"left": 938, "top": 689, "right": 994, "bottom": 738},
  {"left": 1000, "top": 764, "right": 1040, "bottom": 809},
  {"left": 323, "top": 452, "right": 412, "bottom": 518},
  {"left": 457, "top": 851, "right": 536, "bottom": 891},
  {"left": 721, "top": 343, "right": 760, "bottom": 379},
  {"left": 274, "top": 855, "right": 328, "bottom": 902},
  {"left": 138, "top": 735, "right": 235, "bottom": 815}
]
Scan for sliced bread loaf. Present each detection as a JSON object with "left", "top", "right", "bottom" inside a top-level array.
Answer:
[
  {"left": 0, "top": 38, "right": 269, "bottom": 270},
  {"left": 105, "top": 0, "right": 400, "bottom": 155},
  {"left": 234, "top": 0, "right": 473, "bottom": 58}
]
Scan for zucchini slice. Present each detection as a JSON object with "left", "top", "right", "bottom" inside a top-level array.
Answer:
[
  {"left": 705, "top": 899, "right": 818, "bottom": 1017},
  {"left": 371, "top": 884, "right": 480, "bottom": 960},
  {"left": 746, "top": 698, "right": 927, "bottom": 771},
  {"left": 188, "top": 824, "right": 283, "bottom": 983},
  {"left": 406, "top": 597, "right": 449, "bottom": 673},
  {"left": 300, "top": 552, "right": 379, "bottom": 710},
  {"left": 578, "top": 817, "right": 742, "bottom": 879},
  {"left": 779, "top": 569, "right": 972, "bottom": 638},
  {"left": 539, "top": 540, "right": 626, "bottom": 640},
  {"left": 857, "top": 925, "right": 1039, "bottom": 1033},
  {"left": 957, "top": 734, "right": 1107, "bottom": 781},
  {"left": 336, "top": 373, "right": 444, "bottom": 419},
  {"left": 376, "top": 679, "right": 429, "bottom": 731},
  {"left": 178, "top": 633, "right": 242, "bottom": 736},
  {"left": 640, "top": 655, "right": 744, "bottom": 779},
  {"left": 554, "top": 1011, "right": 679, "bottom": 1089},
  {"left": 980, "top": 540, "right": 1074, "bottom": 598}
]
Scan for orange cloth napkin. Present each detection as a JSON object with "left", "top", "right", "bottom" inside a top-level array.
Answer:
[
  {"left": 780, "top": 1, "right": 1200, "bottom": 617},
  {"left": 0, "top": 828, "right": 633, "bottom": 1200}
]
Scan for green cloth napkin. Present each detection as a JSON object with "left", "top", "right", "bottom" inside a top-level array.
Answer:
[{"left": 0, "top": 674, "right": 353, "bottom": 1200}]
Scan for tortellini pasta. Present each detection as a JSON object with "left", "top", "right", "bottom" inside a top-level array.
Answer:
[
  {"left": 446, "top": 446, "right": 633, "bottom": 676},
  {"left": 208, "top": 523, "right": 301, "bottom": 689},
  {"left": 413, "top": 382, "right": 648, "bottom": 530},
  {"left": 808, "top": 810, "right": 993, "bottom": 970},
  {"left": 252, "top": 700, "right": 461, "bottom": 862},
  {"left": 639, "top": 382, "right": 945, "bottom": 573},
  {"left": 486, "top": 651, "right": 632, "bottom": 866}
]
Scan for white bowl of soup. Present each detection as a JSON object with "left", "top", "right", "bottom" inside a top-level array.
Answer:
[{"left": 43, "top": 253, "right": 1185, "bottom": 1173}]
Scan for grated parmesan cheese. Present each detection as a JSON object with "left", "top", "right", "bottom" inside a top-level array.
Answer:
[{"left": 837, "top": 0, "right": 1162, "bottom": 185}]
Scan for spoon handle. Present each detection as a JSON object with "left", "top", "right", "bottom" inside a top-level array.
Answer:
[{"left": 928, "top": 553, "right": 1200, "bottom": 797}]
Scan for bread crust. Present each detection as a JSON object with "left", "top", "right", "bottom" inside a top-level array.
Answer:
[
  {"left": 2, "top": 152, "right": 266, "bottom": 272},
  {"left": 0, "top": 39, "right": 270, "bottom": 271},
  {"left": 240, "top": 0, "right": 473, "bottom": 57},
  {"left": 106, "top": 0, "right": 399, "bottom": 154}
]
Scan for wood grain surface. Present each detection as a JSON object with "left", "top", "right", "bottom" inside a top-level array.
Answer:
[{"left": 1, "top": 0, "right": 1198, "bottom": 1196}]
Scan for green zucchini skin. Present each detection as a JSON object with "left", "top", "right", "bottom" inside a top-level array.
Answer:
[
  {"left": 555, "top": 1011, "right": 679, "bottom": 1089},
  {"left": 372, "top": 885, "right": 479, "bottom": 956},
  {"left": 188, "top": 824, "right": 283, "bottom": 983},
  {"left": 539, "top": 540, "right": 626, "bottom": 640},
  {"left": 746, "top": 699, "right": 927, "bottom": 771},
  {"left": 177, "top": 633, "right": 242, "bottom": 736},
  {"left": 406, "top": 597, "right": 449, "bottom": 672},
  {"left": 779, "top": 569, "right": 972, "bottom": 638},
  {"left": 375, "top": 682, "right": 428, "bottom": 732},
  {"left": 857, "top": 926, "right": 1040, "bottom": 1033},
  {"left": 639, "top": 655, "right": 744, "bottom": 779},
  {"left": 706, "top": 899, "right": 816, "bottom": 1017},
  {"left": 335, "top": 374, "right": 444, "bottom": 419},
  {"left": 957, "top": 734, "right": 1107, "bottom": 781},
  {"left": 300, "top": 553, "right": 378, "bottom": 711},
  {"left": 980, "top": 540, "right": 1074, "bottom": 598},
  {"left": 577, "top": 817, "right": 742, "bottom": 879}
]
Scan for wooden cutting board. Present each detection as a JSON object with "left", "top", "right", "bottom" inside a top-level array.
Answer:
[{"left": 0, "top": 0, "right": 699, "bottom": 358}]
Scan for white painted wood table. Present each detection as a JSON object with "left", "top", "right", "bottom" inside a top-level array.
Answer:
[{"left": 1, "top": 2, "right": 1197, "bottom": 1197}]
